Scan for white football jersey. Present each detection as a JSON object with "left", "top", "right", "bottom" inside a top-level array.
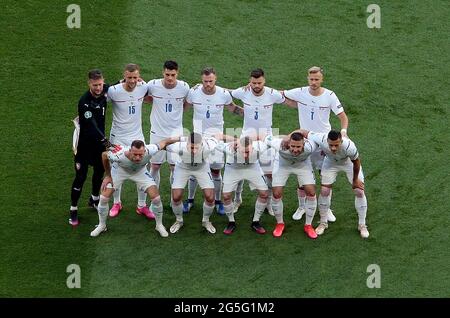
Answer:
[
  {"left": 264, "top": 135, "right": 317, "bottom": 165},
  {"left": 284, "top": 86, "right": 343, "bottom": 133},
  {"left": 231, "top": 86, "right": 285, "bottom": 137},
  {"left": 307, "top": 132, "right": 358, "bottom": 163},
  {"left": 186, "top": 85, "right": 232, "bottom": 135},
  {"left": 147, "top": 79, "right": 190, "bottom": 137},
  {"left": 166, "top": 137, "right": 218, "bottom": 170},
  {"left": 217, "top": 141, "right": 268, "bottom": 168},
  {"left": 108, "top": 144, "right": 160, "bottom": 173},
  {"left": 107, "top": 82, "right": 147, "bottom": 142}
]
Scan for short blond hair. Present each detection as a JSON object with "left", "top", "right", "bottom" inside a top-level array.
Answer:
[{"left": 308, "top": 66, "right": 323, "bottom": 75}]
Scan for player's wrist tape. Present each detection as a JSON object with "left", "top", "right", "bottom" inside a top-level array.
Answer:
[{"left": 341, "top": 129, "right": 347, "bottom": 133}]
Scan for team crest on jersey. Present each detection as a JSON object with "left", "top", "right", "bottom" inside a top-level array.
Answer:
[
  {"left": 84, "top": 111, "right": 92, "bottom": 119},
  {"left": 75, "top": 162, "right": 81, "bottom": 170}
]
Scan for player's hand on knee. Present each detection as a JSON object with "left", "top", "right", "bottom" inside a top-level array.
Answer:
[
  {"left": 101, "top": 176, "right": 113, "bottom": 192},
  {"left": 352, "top": 179, "right": 364, "bottom": 191}
]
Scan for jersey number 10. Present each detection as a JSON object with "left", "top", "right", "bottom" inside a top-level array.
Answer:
[{"left": 165, "top": 103, "right": 173, "bottom": 112}]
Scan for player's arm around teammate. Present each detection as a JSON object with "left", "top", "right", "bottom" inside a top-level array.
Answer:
[
  {"left": 265, "top": 133, "right": 318, "bottom": 239},
  {"left": 91, "top": 137, "right": 180, "bottom": 238},
  {"left": 305, "top": 130, "right": 369, "bottom": 239},
  {"left": 166, "top": 133, "right": 218, "bottom": 234}
]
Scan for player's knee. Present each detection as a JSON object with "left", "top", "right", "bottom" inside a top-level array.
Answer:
[
  {"left": 99, "top": 195, "right": 110, "bottom": 204},
  {"left": 204, "top": 197, "right": 215, "bottom": 206},
  {"left": 353, "top": 188, "right": 365, "bottom": 198},
  {"left": 304, "top": 185, "right": 316, "bottom": 197},
  {"left": 171, "top": 191, "right": 183, "bottom": 203},
  {"left": 258, "top": 190, "right": 269, "bottom": 201},
  {"left": 151, "top": 195, "right": 162, "bottom": 206},
  {"left": 272, "top": 188, "right": 283, "bottom": 200},
  {"left": 320, "top": 186, "right": 331, "bottom": 197},
  {"left": 223, "top": 192, "right": 232, "bottom": 204},
  {"left": 74, "top": 173, "right": 87, "bottom": 186}
]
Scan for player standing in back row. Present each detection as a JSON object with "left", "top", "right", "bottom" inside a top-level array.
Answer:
[
  {"left": 69, "top": 69, "right": 110, "bottom": 226},
  {"left": 147, "top": 60, "right": 190, "bottom": 204},
  {"left": 230, "top": 68, "right": 285, "bottom": 215},
  {"left": 107, "top": 64, "right": 153, "bottom": 220},
  {"left": 183, "top": 67, "right": 244, "bottom": 215},
  {"left": 283, "top": 66, "right": 349, "bottom": 223}
]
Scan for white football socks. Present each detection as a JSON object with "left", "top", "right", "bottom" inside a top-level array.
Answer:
[
  {"left": 305, "top": 195, "right": 317, "bottom": 225},
  {"left": 297, "top": 188, "right": 306, "bottom": 210},
  {"left": 253, "top": 198, "right": 267, "bottom": 222},
  {"left": 355, "top": 195, "right": 368, "bottom": 225},
  {"left": 171, "top": 201, "right": 184, "bottom": 222},
  {"left": 271, "top": 198, "right": 284, "bottom": 223},
  {"left": 224, "top": 203, "right": 235, "bottom": 222},
  {"left": 202, "top": 202, "right": 215, "bottom": 222}
]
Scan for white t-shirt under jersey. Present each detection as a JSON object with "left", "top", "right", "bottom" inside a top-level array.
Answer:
[
  {"left": 284, "top": 86, "right": 343, "bottom": 133},
  {"left": 307, "top": 132, "right": 358, "bottom": 163},
  {"left": 107, "top": 82, "right": 147, "bottom": 143},
  {"left": 231, "top": 86, "right": 285, "bottom": 137},
  {"left": 186, "top": 85, "right": 232, "bottom": 136},
  {"left": 108, "top": 144, "right": 160, "bottom": 173},
  {"left": 147, "top": 79, "right": 190, "bottom": 137}
]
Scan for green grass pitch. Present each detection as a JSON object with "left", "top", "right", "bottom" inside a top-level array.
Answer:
[{"left": 1, "top": 0, "right": 449, "bottom": 297}]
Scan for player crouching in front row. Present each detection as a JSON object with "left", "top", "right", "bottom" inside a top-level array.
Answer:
[
  {"left": 296, "top": 129, "right": 369, "bottom": 239},
  {"left": 265, "top": 132, "right": 318, "bottom": 239},
  {"left": 218, "top": 136, "right": 270, "bottom": 235},
  {"left": 167, "top": 132, "right": 219, "bottom": 234},
  {"left": 90, "top": 137, "right": 180, "bottom": 238}
]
